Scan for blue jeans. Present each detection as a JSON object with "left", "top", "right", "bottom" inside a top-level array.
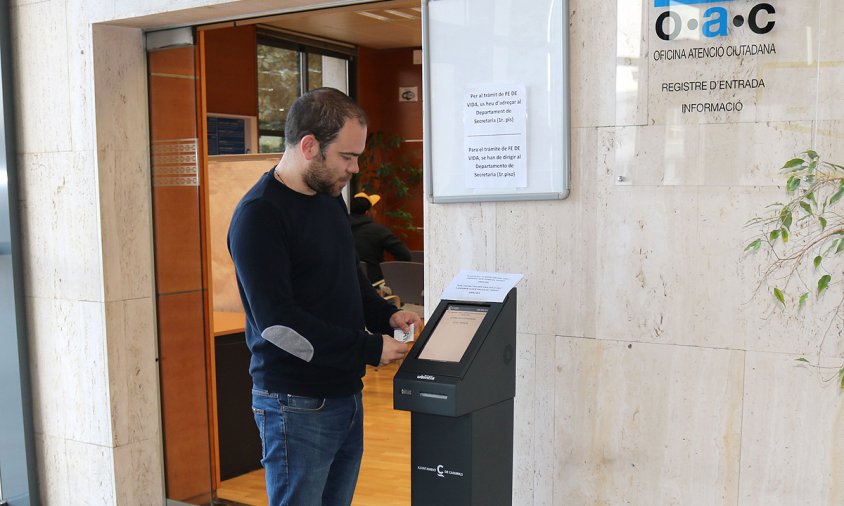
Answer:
[{"left": 251, "top": 388, "right": 364, "bottom": 506}]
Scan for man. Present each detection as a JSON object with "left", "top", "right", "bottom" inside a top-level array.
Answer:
[
  {"left": 228, "top": 87, "right": 421, "bottom": 506},
  {"left": 349, "top": 192, "right": 412, "bottom": 283}
]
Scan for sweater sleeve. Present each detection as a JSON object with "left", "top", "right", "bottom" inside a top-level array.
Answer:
[
  {"left": 358, "top": 263, "right": 400, "bottom": 336},
  {"left": 382, "top": 229, "right": 412, "bottom": 261},
  {"left": 229, "top": 199, "right": 383, "bottom": 371}
]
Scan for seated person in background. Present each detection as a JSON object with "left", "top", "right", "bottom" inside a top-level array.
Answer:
[{"left": 350, "top": 192, "right": 412, "bottom": 283}]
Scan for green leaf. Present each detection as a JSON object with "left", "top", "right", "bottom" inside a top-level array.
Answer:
[
  {"left": 819, "top": 216, "right": 828, "bottom": 231},
  {"left": 780, "top": 228, "right": 789, "bottom": 243},
  {"left": 818, "top": 274, "right": 831, "bottom": 295},
  {"left": 807, "top": 192, "right": 817, "bottom": 205},
  {"left": 799, "top": 201, "right": 813, "bottom": 215},
  {"left": 839, "top": 368, "right": 844, "bottom": 390},
  {"left": 769, "top": 229, "right": 780, "bottom": 242},
  {"left": 830, "top": 188, "right": 844, "bottom": 206},
  {"left": 783, "top": 158, "right": 805, "bottom": 169},
  {"left": 805, "top": 149, "right": 818, "bottom": 160},
  {"left": 795, "top": 357, "right": 810, "bottom": 363},
  {"left": 781, "top": 212, "right": 792, "bottom": 230},
  {"left": 798, "top": 292, "right": 809, "bottom": 310},
  {"left": 773, "top": 287, "right": 785, "bottom": 305},
  {"left": 814, "top": 255, "right": 822, "bottom": 269},
  {"left": 744, "top": 239, "right": 762, "bottom": 252},
  {"left": 837, "top": 240, "right": 844, "bottom": 254},
  {"left": 786, "top": 175, "right": 801, "bottom": 193}
]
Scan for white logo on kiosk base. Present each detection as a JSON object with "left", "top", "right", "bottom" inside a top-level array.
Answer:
[
  {"left": 416, "top": 464, "right": 465, "bottom": 478},
  {"left": 416, "top": 374, "right": 436, "bottom": 381}
]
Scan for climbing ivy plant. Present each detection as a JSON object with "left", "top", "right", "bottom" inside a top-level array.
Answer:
[{"left": 744, "top": 150, "right": 844, "bottom": 389}]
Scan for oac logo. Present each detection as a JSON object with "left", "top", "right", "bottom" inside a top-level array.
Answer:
[{"left": 654, "top": 0, "right": 775, "bottom": 41}]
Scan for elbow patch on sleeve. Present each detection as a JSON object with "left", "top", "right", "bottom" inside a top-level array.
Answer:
[{"left": 261, "top": 325, "right": 314, "bottom": 362}]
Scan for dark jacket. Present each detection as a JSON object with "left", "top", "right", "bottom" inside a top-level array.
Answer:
[{"left": 349, "top": 213, "right": 411, "bottom": 282}]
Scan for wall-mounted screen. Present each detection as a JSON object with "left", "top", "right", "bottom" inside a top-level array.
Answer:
[{"left": 418, "top": 305, "right": 489, "bottom": 362}]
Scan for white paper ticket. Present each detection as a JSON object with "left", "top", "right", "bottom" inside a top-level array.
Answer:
[{"left": 393, "top": 323, "right": 415, "bottom": 343}]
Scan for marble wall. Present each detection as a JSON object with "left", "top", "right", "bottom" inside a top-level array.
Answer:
[
  {"left": 427, "top": 0, "right": 844, "bottom": 504},
  {"left": 8, "top": 0, "right": 844, "bottom": 504},
  {"left": 11, "top": 4, "right": 164, "bottom": 500}
]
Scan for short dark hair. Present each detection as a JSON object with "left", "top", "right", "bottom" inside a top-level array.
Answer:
[
  {"left": 284, "top": 87, "right": 367, "bottom": 154},
  {"left": 350, "top": 196, "right": 371, "bottom": 215}
]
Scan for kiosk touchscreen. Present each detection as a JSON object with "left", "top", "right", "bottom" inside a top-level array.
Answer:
[
  {"left": 416, "top": 304, "right": 487, "bottom": 362},
  {"left": 394, "top": 288, "right": 516, "bottom": 506}
]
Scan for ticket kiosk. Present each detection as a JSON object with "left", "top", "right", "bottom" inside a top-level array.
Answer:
[{"left": 394, "top": 288, "right": 516, "bottom": 506}]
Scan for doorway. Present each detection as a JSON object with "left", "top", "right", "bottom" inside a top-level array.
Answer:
[{"left": 147, "top": 2, "right": 424, "bottom": 504}]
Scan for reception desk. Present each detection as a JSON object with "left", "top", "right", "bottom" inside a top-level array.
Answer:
[{"left": 213, "top": 311, "right": 262, "bottom": 481}]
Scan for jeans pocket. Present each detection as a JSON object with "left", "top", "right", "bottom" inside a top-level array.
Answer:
[
  {"left": 251, "top": 406, "right": 266, "bottom": 460},
  {"left": 283, "top": 394, "right": 326, "bottom": 412}
]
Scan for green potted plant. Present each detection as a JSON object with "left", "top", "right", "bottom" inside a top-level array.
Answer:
[
  {"left": 745, "top": 150, "right": 844, "bottom": 389},
  {"left": 353, "top": 131, "right": 423, "bottom": 238}
]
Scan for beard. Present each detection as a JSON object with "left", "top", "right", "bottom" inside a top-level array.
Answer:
[{"left": 304, "top": 153, "right": 346, "bottom": 197}]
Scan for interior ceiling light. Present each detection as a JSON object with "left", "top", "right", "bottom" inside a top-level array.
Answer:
[
  {"left": 383, "top": 9, "right": 417, "bottom": 19},
  {"left": 357, "top": 11, "right": 391, "bottom": 21}
]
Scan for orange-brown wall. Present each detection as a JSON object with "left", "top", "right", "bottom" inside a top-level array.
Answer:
[
  {"left": 357, "top": 47, "right": 424, "bottom": 251},
  {"left": 204, "top": 25, "right": 258, "bottom": 117},
  {"left": 148, "top": 46, "right": 213, "bottom": 502}
]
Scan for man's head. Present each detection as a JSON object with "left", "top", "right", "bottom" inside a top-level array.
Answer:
[
  {"left": 284, "top": 88, "right": 368, "bottom": 197},
  {"left": 285, "top": 87, "right": 367, "bottom": 155},
  {"left": 350, "top": 196, "right": 372, "bottom": 215}
]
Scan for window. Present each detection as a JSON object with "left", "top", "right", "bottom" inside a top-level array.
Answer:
[{"left": 256, "top": 31, "right": 355, "bottom": 153}]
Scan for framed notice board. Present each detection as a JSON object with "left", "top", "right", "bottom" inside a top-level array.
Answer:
[{"left": 423, "top": 0, "right": 570, "bottom": 203}]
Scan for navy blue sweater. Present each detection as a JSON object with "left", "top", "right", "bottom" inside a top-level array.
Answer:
[{"left": 228, "top": 169, "right": 398, "bottom": 397}]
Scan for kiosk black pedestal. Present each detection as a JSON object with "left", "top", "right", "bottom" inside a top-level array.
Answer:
[{"left": 394, "top": 288, "right": 516, "bottom": 506}]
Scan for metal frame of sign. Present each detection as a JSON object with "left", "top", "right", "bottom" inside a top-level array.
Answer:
[{"left": 422, "top": 0, "right": 571, "bottom": 203}]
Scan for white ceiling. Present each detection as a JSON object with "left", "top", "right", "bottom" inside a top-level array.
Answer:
[{"left": 246, "top": 0, "right": 423, "bottom": 50}]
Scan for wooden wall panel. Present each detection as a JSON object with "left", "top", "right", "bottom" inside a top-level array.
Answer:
[
  {"left": 203, "top": 25, "right": 258, "bottom": 117},
  {"left": 149, "top": 46, "right": 196, "bottom": 75},
  {"left": 151, "top": 186, "right": 203, "bottom": 294},
  {"left": 357, "top": 46, "right": 385, "bottom": 134},
  {"left": 148, "top": 45, "right": 214, "bottom": 503},
  {"left": 357, "top": 47, "right": 424, "bottom": 251},
  {"left": 149, "top": 76, "right": 202, "bottom": 141},
  {"left": 158, "top": 291, "right": 213, "bottom": 502}
]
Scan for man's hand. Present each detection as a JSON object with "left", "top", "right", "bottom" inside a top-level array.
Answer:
[
  {"left": 380, "top": 335, "right": 410, "bottom": 365},
  {"left": 389, "top": 309, "right": 423, "bottom": 333}
]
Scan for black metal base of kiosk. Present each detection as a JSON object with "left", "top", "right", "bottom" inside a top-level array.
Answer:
[{"left": 411, "top": 398, "right": 513, "bottom": 506}]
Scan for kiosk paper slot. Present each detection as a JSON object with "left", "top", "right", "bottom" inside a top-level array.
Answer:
[{"left": 419, "top": 392, "right": 448, "bottom": 400}]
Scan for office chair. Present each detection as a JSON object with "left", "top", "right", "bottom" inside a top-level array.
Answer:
[
  {"left": 380, "top": 261, "right": 424, "bottom": 308},
  {"left": 361, "top": 260, "right": 398, "bottom": 307}
]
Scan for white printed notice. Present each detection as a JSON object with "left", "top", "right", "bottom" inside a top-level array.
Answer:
[
  {"left": 440, "top": 269, "right": 523, "bottom": 303},
  {"left": 463, "top": 84, "right": 527, "bottom": 189}
]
